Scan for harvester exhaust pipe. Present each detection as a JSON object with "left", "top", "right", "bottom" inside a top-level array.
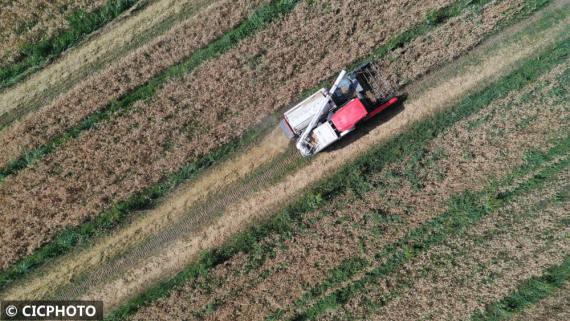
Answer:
[{"left": 296, "top": 70, "right": 347, "bottom": 156}]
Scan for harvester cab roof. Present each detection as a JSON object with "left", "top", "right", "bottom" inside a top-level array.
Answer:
[{"left": 280, "top": 63, "right": 398, "bottom": 156}]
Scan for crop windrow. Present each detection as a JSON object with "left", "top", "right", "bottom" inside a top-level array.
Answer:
[
  {"left": 102, "top": 30, "right": 569, "bottom": 321},
  {"left": 0, "top": 0, "right": 303, "bottom": 289},
  {"left": 470, "top": 257, "right": 570, "bottom": 321},
  {"left": 0, "top": 0, "right": 558, "bottom": 295},
  {"left": 281, "top": 39, "right": 570, "bottom": 320},
  {"left": 0, "top": 0, "right": 272, "bottom": 172},
  {"left": 0, "top": 0, "right": 549, "bottom": 179},
  {"left": 0, "top": 0, "right": 144, "bottom": 90}
]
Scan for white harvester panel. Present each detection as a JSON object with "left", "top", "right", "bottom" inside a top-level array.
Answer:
[
  {"left": 284, "top": 89, "right": 330, "bottom": 135},
  {"left": 311, "top": 122, "right": 339, "bottom": 153}
]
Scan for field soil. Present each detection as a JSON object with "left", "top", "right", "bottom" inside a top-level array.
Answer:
[
  {"left": 0, "top": 0, "right": 456, "bottom": 270},
  {"left": 2, "top": 5, "right": 563, "bottom": 312},
  {"left": 0, "top": 0, "right": 215, "bottom": 128},
  {"left": 0, "top": 0, "right": 268, "bottom": 168}
]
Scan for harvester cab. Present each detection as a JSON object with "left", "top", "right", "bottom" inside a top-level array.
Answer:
[{"left": 280, "top": 63, "right": 398, "bottom": 156}]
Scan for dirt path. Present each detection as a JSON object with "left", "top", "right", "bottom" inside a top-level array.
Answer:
[
  {"left": 2, "top": 0, "right": 568, "bottom": 312},
  {"left": 0, "top": 0, "right": 216, "bottom": 128},
  {"left": 82, "top": 7, "right": 569, "bottom": 311}
]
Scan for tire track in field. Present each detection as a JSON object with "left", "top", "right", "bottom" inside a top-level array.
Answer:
[
  {"left": 0, "top": 125, "right": 292, "bottom": 300},
  {"left": 51, "top": 148, "right": 306, "bottom": 301},
  {"left": 78, "top": 8, "right": 569, "bottom": 311},
  {"left": 3, "top": 0, "right": 568, "bottom": 311}
]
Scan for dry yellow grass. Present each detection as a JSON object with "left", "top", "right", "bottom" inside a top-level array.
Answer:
[
  {"left": 0, "top": 0, "right": 215, "bottom": 126},
  {"left": 0, "top": 0, "right": 267, "bottom": 168},
  {"left": 79, "top": 14, "right": 568, "bottom": 311},
  {"left": 1, "top": 127, "right": 290, "bottom": 301},
  {"left": 0, "top": 0, "right": 107, "bottom": 66}
]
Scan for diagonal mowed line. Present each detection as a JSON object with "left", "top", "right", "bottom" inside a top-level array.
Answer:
[
  {"left": 0, "top": 0, "right": 301, "bottom": 182},
  {"left": 470, "top": 256, "right": 570, "bottom": 321},
  {"left": 271, "top": 40, "right": 570, "bottom": 320},
  {"left": 0, "top": 0, "right": 218, "bottom": 131},
  {"left": 0, "top": 0, "right": 302, "bottom": 291},
  {"left": 284, "top": 140, "right": 570, "bottom": 321},
  {"left": 102, "top": 29, "right": 570, "bottom": 321},
  {"left": 0, "top": 0, "right": 522, "bottom": 292},
  {"left": 0, "top": 0, "right": 145, "bottom": 91},
  {"left": 0, "top": 0, "right": 523, "bottom": 182}
]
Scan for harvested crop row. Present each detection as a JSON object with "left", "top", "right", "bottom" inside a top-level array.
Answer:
[
  {"left": 291, "top": 59, "right": 570, "bottom": 320},
  {"left": 0, "top": 0, "right": 216, "bottom": 130},
  {"left": 0, "top": 0, "right": 268, "bottom": 168},
  {"left": 0, "top": 0, "right": 455, "bottom": 270},
  {"left": 357, "top": 175, "right": 569, "bottom": 321},
  {"left": 0, "top": 0, "right": 107, "bottom": 67},
  {"left": 125, "top": 56, "right": 569, "bottom": 321}
]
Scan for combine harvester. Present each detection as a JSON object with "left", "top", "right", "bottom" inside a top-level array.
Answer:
[{"left": 280, "top": 63, "right": 399, "bottom": 156}]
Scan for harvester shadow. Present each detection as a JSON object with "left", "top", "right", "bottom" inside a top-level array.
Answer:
[{"left": 325, "top": 94, "right": 407, "bottom": 153}]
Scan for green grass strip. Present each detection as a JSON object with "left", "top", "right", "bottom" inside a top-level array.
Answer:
[
  {"left": 470, "top": 256, "right": 570, "bottom": 321},
  {"left": 282, "top": 37, "right": 570, "bottom": 320},
  {"left": 0, "top": 0, "right": 302, "bottom": 291},
  {"left": 0, "top": 0, "right": 144, "bottom": 90},
  {"left": 292, "top": 140, "right": 570, "bottom": 320},
  {"left": 0, "top": 0, "right": 302, "bottom": 182},
  {"left": 0, "top": 0, "right": 535, "bottom": 182},
  {"left": 105, "top": 21, "right": 568, "bottom": 321},
  {"left": 0, "top": 0, "right": 557, "bottom": 300},
  {"left": 0, "top": 0, "right": 554, "bottom": 182}
]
